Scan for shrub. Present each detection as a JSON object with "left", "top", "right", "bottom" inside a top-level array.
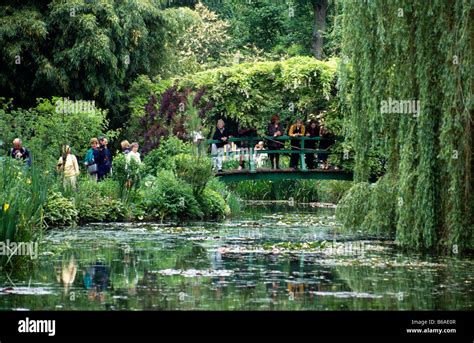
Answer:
[
  {"left": 43, "top": 191, "right": 78, "bottom": 228},
  {"left": 74, "top": 178, "right": 128, "bottom": 223},
  {"left": 112, "top": 153, "right": 144, "bottom": 200},
  {"left": 173, "top": 153, "right": 213, "bottom": 196},
  {"left": 142, "top": 136, "right": 191, "bottom": 176},
  {"left": 197, "top": 188, "right": 229, "bottom": 219},
  {"left": 139, "top": 170, "right": 203, "bottom": 221},
  {"left": 362, "top": 176, "right": 397, "bottom": 235}
]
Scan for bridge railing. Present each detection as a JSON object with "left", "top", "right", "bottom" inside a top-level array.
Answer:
[{"left": 206, "top": 135, "right": 343, "bottom": 172}]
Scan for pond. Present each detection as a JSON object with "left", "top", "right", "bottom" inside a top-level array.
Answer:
[{"left": 1, "top": 205, "right": 473, "bottom": 310}]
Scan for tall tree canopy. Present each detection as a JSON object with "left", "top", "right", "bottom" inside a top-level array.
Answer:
[{"left": 0, "top": 0, "right": 171, "bottom": 126}]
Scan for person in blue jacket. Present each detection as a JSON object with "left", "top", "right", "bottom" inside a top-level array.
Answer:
[{"left": 97, "top": 137, "right": 112, "bottom": 181}]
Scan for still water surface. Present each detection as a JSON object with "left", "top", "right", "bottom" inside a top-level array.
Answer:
[{"left": 1, "top": 205, "right": 473, "bottom": 310}]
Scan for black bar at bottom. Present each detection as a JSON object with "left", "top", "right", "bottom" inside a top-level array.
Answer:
[{"left": 0, "top": 311, "right": 472, "bottom": 338}]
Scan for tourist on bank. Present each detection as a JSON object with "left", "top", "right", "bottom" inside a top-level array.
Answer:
[
  {"left": 84, "top": 138, "right": 100, "bottom": 181},
  {"left": 212, "top": 119, "right": 230, "bottom": 173},
  {"left": 305, "top": 120, "right": 320, "bottom": 169},
  {"left": 10, "top": 138, "right": 31, "bottom": 166},
  {"left": 126, "top": 142, "right": 141, "bottom": 165},
  {"left": 97, "top": 137, "right": 112, "bottom": 181},
  {"left": 266, "top": 115, "right": 284, "bottom": 169},
  {"left": 288, "top": 118, "right": 305, "bottom": 169},
  {"left": 121, "top": 140, "right": 131, "bottom": 154},
  {"left": 57, "top": 145, "right": 80, "bottom": 190},
  {"left": 125, "top": 142, "right": 141, "bottom": 189}
]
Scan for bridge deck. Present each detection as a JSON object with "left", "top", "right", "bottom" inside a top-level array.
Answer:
[{"left": 215, "top": 168, "right": 354, "bottom": 183}]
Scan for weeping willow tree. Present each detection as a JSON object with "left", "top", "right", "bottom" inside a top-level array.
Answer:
[{"left": 337, "top": 0, "right": 473, "bottom": 252}]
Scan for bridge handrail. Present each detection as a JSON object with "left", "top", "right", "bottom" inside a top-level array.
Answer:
[
  {"left": 206, "top": 135, "right": 343, "bottom": 145},
  {"left": 206, "top": 135, "right": 344, "bottom": 173}
]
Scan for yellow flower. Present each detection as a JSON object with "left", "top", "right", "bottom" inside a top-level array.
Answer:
[
  {"left": 26, "top": 178, "right": 32, "bottom": 184},
  {"left": 3, "top": 203, "right": 10, "bottom": 213}
]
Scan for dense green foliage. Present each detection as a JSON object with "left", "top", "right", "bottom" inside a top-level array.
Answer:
[
  {"left": 0, "top": 97, "right": 114, "bottom": 170},
  {"left": 0, "top": 0, "right": 175, "bottom": 126},
  {"left": 133, "top": 56, "right": 340, "bottom": 136},
  {"left": 338, "top": 0, "right": 473, "bottom": 252},
  {"left": 230, "top": 179, "right": 352, "bottom": 204},
  {"left": 0, "top": 159, "right": 49, "bottom": 269}
]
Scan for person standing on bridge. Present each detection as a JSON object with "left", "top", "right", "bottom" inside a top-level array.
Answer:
[
  {"left": 305, "top": 119, "right": 320, "bottom": 169},
  {"left": 266, "top": 115, "right": 284, "bottom": 169},
  {"left": 212, "top": 119, "right": 230, "bottom": 173},
  {"left": 288, "top": 118, "right": 305, "bottom": 169},
  {"left": 236, "top": 126, "right": 256, "bottom": 170},
  {"left": 319, "top": 124, "right": 335, "bottom": 170}
]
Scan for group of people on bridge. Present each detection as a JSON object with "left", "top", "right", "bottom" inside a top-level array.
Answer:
[{"left": 210, "top": 114, "right": 334, "bottom": 173}]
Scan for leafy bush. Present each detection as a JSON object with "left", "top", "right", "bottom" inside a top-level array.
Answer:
[
  {"left": 159, "top": 56, "right": 339, "bottom": 132},
  {"left": 74, "top": 178, "right": 128, "bottom": 223},
  {"left": 43, "top": 191, "right": 78, "bottom": 228},
  {"left": 139, "top": 170, "right": 203, "bottom": 221},
  {"left": 173, "top": 153, "right": 213, "bottom": 196},
  {"left": 112, "top": 153, "right": 144, "bottom": 200},
  {"left": 142, "top": 136, "right": 191, "bottom": 176},
  {"left": 197, "top": 188, "right": 229, "bottom": 219}
]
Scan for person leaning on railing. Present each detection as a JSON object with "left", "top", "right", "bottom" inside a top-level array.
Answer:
[
  {"left": 305, "top": 119, "right": 320, "bottom": 169},
  {"left": 266, "top": 115, "right": 284, "bottom": 169},
  {"left": 288, "top": 118, "right": 305, "bottom": 170}
]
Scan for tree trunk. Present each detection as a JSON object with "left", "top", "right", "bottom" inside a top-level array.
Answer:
[{"left": 311, "top": 0, "right": 328, "bottom": 60}]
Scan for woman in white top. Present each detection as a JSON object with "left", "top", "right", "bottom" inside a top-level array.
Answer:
[
  {"left": 125, "top": 143, "right": 141, "bottom": 189},
  {"left": 126, "top": 142, "right": 141, "bottom": 165},
  {"left": 57, "top": 145, "right": 80, "bottom": 190}
]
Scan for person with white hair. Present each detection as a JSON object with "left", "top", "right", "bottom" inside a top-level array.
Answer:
[
  {"left": 10, "top": 138, "right": 31, "bottom": 166},
  {"left": 211, "top": 119, "right": 230, "bottom": 173},
  {"left": 57, "top": 145, "right": 80, "bottom": 190}
]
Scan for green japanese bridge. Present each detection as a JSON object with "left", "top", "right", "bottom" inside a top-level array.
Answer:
[{"left": 207, "top": 135, "right": 354, "bottom": 183}]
